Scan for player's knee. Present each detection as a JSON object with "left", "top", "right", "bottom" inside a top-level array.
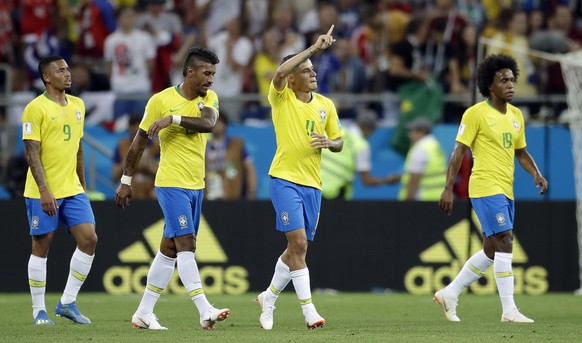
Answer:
[{"left": 289, "top": 237, "right": 308, "bottom": 255}]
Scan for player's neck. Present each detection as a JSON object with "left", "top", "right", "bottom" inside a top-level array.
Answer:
[
  {"left": 44, "top": 88, "right": 68, "bottom": 106},
  {"left": 487, "top": 97, "right": 507, "bottom": 114},
  {"left": 178, "top": 82, "right": 201, "bottom": 100},
  {"left": 294, "top": 90, "right": 312, "bottom": 103}
]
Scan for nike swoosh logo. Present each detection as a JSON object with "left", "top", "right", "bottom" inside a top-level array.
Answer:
[
  {"left": 170, "top": 109, "right": 180, "bottom": 113},
  {"left": 51, "top": 116, "right": 58, "bottom": 120}
]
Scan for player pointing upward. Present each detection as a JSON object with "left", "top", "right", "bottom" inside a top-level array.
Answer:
[{"left": 256, "top": 25, "right": 343, "bottom": 330}]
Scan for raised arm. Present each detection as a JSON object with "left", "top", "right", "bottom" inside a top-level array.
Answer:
[
  {"left": 272, "top": 25, "right": 335, "bottom": 91},
  {"left": 515, "top": 147, "right": 548, "bottom": 194},
  {"left": 439, "top": 141, "right": 469, "bottom": 215},
  {"left": 24, "top": 140, "right": 58, "bottom": 216}
]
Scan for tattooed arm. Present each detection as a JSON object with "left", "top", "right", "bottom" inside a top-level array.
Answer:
[
  {"left": 114, "top": 129, "right": 149, "bottom": 208},
  {"left": 24, "top": 140, "right": 58, "bottom": 216}
]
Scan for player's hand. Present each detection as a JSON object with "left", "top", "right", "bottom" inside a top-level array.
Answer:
[
  {"left": 439, "top": 188, "right": 454, "bottom": 216},
  {"left": 147, "top": 116, "right": 173, "bottom": 139},
  {"left": 534, "top": 174, "right": 548, "bottom": 194},
  {"left": 115, "top": 184, "right": 133, "bottom": 209},
  {"left": 310, "top": 132, "right": 330, "bottom": 149},
  {"left": 40, "top": 189, "right": 58, "bottom": 216},
  {"left": 314, "top": 25, "right": 335, "bottom": 52}
]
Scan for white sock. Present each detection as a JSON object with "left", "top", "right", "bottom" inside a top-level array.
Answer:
[
  {"left": 494, "top": 252, "right": 516, "bottom": 313},
  {"left": 291, "top": 268, "right": 316, "bottom": 316},
  {"left": 446, "top": 250, "right": 493, "bottom": 298},
  {"left": 28, "top": 255, "right": 47, "bottom": 318},
  {"left": 265, "top": 257, "right": 292, "bottom": 304},
  {"left": 177, "top": 251, "right": 212, "bottom": 316},
  {"left": 61, "top": 248, "right": 94, "bottom": 305},
  {"left": 136, "top": 251, "right": 176, "bottom": 316}
]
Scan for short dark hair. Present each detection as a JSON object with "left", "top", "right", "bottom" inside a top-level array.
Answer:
[
  {"left": 38, "top": 55, "right": 64, "bottom": 86},
  {"left": 477, "top": 54, "right": 520, "bottom": 98},
  {"left": 182, "top": 47, "right": 220, "bottom": 76}
]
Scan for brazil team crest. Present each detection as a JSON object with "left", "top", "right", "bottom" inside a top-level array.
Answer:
[
  {"left": 281, "top": 212, "right": 289, "bottom": 225},
  {"left": 513, "top": 120, "right": 519, "bottom": 129},
  {"left": 319, "top": 109, "right": 326, "bottom": 120},
  {"left": 198, "top": 101, "right": 205, "bottom": 110},
  {"left": 32, "top": 216, "right": 39, "bottom": 229},
  {"left": 178, "top": 215, "right": 188, "bottom": 228},
  {"left": 76, "top": 111, "right": 82, "bottom": 121},
  {"left": 496, "top": 213, "right": 506, "bottom": 226}
]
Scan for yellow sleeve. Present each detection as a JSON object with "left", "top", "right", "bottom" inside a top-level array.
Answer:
[
  {"left": 268, "top": 81, "right": 286, "bottom": 108},
  {"left": 21, "top": 101, "right": 43, "bottom": 142},
  {"left": 515, "top": 110, "right": 527, "bottom": 149},
  {"left": 139, "top": 95, "right": 162, "bottom": 132},
  {"left": 204, "top": 90, "right": 220, "bottom": 112},
  {"left": 456, "top": 108, "right": 479, "bottom": 147}
]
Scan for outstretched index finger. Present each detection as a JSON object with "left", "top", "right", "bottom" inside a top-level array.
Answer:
[{"left": 326, "top": 25, "right": 334, "bottom": 36}]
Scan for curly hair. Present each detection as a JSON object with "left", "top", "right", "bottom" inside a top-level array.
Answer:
[
  {"left": 182, "top": 47, "right": 220, "bottom": 76},
  {"left": 476, "top": 54, "right": 519, "bottom": 98}
]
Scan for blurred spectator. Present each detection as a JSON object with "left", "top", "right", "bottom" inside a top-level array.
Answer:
[
  {"left": 205, "top": 114, "right": 257, "bottom": 200},
  {"left": 243, "top": 0, "right": 272, "bottom": 40},
  {"left": 488, "top": 9, "right": 537, "bottom": 97},
  {"left": 379, "top": 0, "right": 411, "bottom": 45},
  {"left": 423, "top": 0, "right": 468, "bottom": 69},
  {"left": 315, "top": 37, "right": 367, "bottom": 119},
  {"left": 22, "top": 29, "right": 70, "bottom": 91},
  {"left": 104, "top": 5, "right": 156, "bottom": 129},
  {"left": 68, "top": 60, "right": 110, "bottom": 96},
  {"left": 112, "top": 115, "right": 159, "bottom": 199},
  {"left": 336, "top": 0, "right": 361, "bottom": 38},
  {"left": 351, "top": 4, "right": 388, "bottom": 92},
  {"left": 299, "top": 1, "right": 339, "bottom": 46},
  {"left": 4, "top": 154, "right": 28, "bottom": 198},
  {"left": 0, "top": 0, "right": 14, "bottom": 64},
  {"left": 75, "top": 0, "right": 116, "bottom": 71},
  {"left": 196, "top": 0, "right": 242, "bottom": 37},
  {"left": 321, "top": 108, "right": 395, "bottom": 200},
  {"left": 390, "top": 117, "right": 447, "bottom": 201},
  {"left": 206, "top": 17, "right": 254, "bottom": 121},
  {"left": 136, "top": 0, "right": 182, "bottom": 92},
  {"left": 17, "top": 0, "right": 55, "bottom": 38},
  {"left": 424, "top": 17, "right": 454, "bottom": 91},
  {"left": 247, "top": 29, "right": 280, "bottom": 121},
  {"left": 268, "top": 5, "right": 305, "bottom": 60}
]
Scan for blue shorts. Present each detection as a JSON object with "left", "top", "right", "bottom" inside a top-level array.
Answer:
[
  {"left": 156, "top": 187, "right": 203, "bottom": 238},
  {"left": 269, "top": 177, "right": 321, "bottom": 241},
  {"left": 25, "top": 193, "right": 95, "bottom": 236},
  {"left": 471, "top": 194, "right": 514, "bottom": 237}
]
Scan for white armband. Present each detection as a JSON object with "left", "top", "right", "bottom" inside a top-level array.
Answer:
[
  {"left": 172, "top": 115, "right": 182, "bottom": 125},
  {"left": 120, "top": 175, "right": 132, "bottom": 186}
]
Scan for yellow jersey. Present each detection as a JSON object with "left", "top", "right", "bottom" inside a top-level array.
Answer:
[
  {"left": 140, "top": 86, "right": 219, "bottom": 190},
  {"left": 456, "top": 99, "right": 526, "bottom": 199},
  {"left": 268, "top": 82, "right": 343, "bottom": 189},
  {"left": 22, "top": 93, "right": 86, "bottom": 199}
]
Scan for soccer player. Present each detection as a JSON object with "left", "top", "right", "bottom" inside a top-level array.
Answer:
[
  {"left": 256, "top": 25, "right": 343, "bottom": 330},
  {"left": 115, "top": 47, "right": 229, "bottom": 331},
  {"left": 436, "top": 54, "right": 548, "bottom": 323},
  {"left": 23, "top": 55, "right": 97, "bottom": 325}
]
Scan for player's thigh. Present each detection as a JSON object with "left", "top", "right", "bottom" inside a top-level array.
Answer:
[
  {"left": 156, "top": 187, "right": 203, "bottom": 238},
  {"left": 300, "top": 185, "right": 322, "bottom": 242},
  {"left": 25, "top": 197, "right": 62, "bottom": 235},
  {"left": 470, "top": 194, "right": 514, "bottom": 238},
  {"left": 269, "top": 177, "right": 306, "bottom": 232}
]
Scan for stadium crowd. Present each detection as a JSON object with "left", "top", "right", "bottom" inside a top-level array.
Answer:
[{"left": 0, "top": 0, "right": 580, "bottom": 197}]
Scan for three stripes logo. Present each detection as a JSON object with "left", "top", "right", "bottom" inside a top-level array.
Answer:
[
  {"left": 103, "top": 215, "right": 248, "bottom": 295},
  {"left": 404, "top": 212, "right": 548, "bottom": 295}
]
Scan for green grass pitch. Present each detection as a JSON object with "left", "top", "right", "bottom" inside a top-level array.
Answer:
[{"left": 1, "top": 292, "right": 581, "bottom": 342}]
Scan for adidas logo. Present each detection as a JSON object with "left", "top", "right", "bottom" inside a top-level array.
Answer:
[
  {"left": 103, "top": 215, "right": 249, "bottom": 295},
  {"left": 404, "top": 211, "right": 548, "bottom": 295}
]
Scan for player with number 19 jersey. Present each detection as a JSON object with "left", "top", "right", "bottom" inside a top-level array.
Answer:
[
  {"left": 140, "top": 86, "right": 220, "bottom": 190},
  {"left": 268, "top": 82, "right": 343, "bottom": 189},
  {"left": 456, "top": 99, "right": 526, "bottom": 199},
  {"left": 22, "top": 93, "right": 86, "bottom": 199}
]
